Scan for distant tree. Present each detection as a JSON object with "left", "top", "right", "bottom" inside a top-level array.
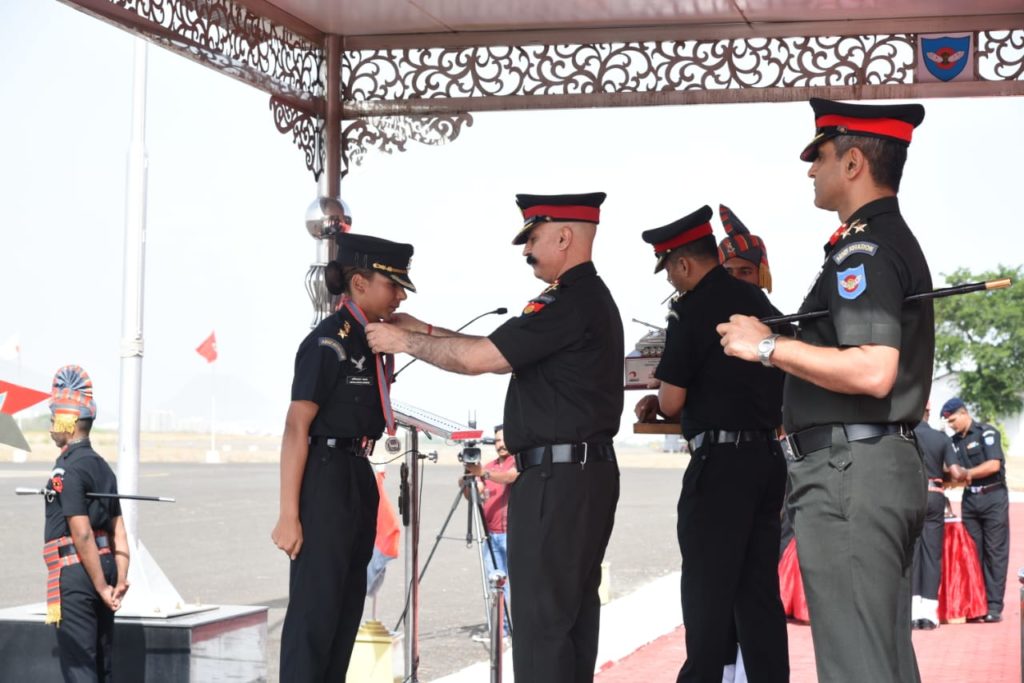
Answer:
[{"left": 934, "top": 265, "right": 1024, "bottom": 422}]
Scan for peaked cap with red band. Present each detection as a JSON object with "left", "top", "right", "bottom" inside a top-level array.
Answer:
[
  {"left": 513, "top": 192, "right": 606, "bottom": 245},
  {"left": 641, "top": 205, "right": 714, "bottom": 274},
  {"left": 800, "top": 97, "right": 926, "bottom": 162},
  {"left": 717, "top": 204, "right": 773, "bottom": 292},
  {"left": 325, "top": 232, "right": 416, "bottom": 295}
]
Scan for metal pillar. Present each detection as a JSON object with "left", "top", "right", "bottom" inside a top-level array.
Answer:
[{"left": 404, "top": 427, "right": 421, "bottom": 682}]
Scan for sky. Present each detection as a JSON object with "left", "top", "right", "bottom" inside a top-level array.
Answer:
[{"left": 2, "top": 1, "right": 1023, "bottom": 442}]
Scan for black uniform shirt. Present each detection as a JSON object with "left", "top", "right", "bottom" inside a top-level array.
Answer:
[
  {"left": 914, "top": 421, "right": 959, "bottom": 480},
  {"left": 655, "top": 265, "right": 784, "bottom": 440},
  {"left": 44, "top": 439, "right": 121, "bottom": 542},
  {"left": 783, "top": 197, "right": 934, "bottom": 431},
  {"left": 489, "top": 262, "right": 624, "bottom": 453},
  {"left": 291, "top": 306, "right": 386, "bottom": 439},
  {"left": 952, "top": 420, "right": 1005, "bottom": 487}
]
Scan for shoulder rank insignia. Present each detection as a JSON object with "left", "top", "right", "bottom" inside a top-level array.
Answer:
[
  {"left": 836, "top": 264, "right": 867, "bottom": 300},
  {"left": 318, "top": 337, "right": 347, "bottom": 361},
  {"left": 338, "top": 320, "right": 351, "bottom": 339},
  {"left": 522, "top": 283, "right": 559, "bottom": 315}
]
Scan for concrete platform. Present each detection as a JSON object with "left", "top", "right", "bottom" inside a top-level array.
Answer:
[{"left": 0, "top": 603, "right": 268, "bottom": 682}]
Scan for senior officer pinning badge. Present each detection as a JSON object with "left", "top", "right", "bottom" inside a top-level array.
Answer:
[{"left": 837, "top": 264, "right": 868, "bottom": 300}]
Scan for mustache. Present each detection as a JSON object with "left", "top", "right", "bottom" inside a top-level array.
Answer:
[{"left": 526, "top": 254, "right": 538, "bottom": 266}]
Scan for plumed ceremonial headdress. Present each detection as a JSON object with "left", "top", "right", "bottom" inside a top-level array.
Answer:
[
  {"left": 49, "top": 365, "right": 96, "bottom": 433},
  {"left": 717, "top": 204, "right": 772, "bottom": 293}
]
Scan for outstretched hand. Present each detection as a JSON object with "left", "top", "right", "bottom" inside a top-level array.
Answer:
[{"left": 366, "top": 322, "right": 409, "bottom": 355}]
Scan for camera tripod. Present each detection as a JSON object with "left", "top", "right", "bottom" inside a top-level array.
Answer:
[{"left": 420, "top": 468, "right": 513, "bottom": 643}]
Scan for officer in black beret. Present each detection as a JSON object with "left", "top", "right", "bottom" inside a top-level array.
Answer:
[
  {"left": 366, "top": 192, "right": 623, "bottom": 683},
  {"left": 942, "top": 397, "right": 1010, "bottom": 623},
  {"left": 718, "top": 97, "right": 932, "bottom": 682},
  {"left": 634, "top": 206, "right": 789, "bottom": 683},
  {"left": 273, "top": 231, "right": 415, "bottom": 681}
]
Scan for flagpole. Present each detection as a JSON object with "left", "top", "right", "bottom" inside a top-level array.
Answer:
[
  {"left": 207, "top": 359, "right": 218, "bottom": 463},
  {"left": 116, "top": 37, "right": 149, "bottom": 538}
]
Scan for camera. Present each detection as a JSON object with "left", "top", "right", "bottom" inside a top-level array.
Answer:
[{"left": 458, "top": 445, "right": 482, "bottom": 465}]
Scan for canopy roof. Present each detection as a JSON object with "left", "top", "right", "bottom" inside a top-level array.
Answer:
[{"left": 60, "top": 0, "right": 1024, "bottom": 181}]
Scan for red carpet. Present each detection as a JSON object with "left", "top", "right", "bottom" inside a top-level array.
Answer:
[{"left": 597, "top": 503, "right": 1022, "bottom": 682}]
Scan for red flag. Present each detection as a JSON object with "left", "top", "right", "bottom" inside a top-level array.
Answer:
[
  {"left": 0, "top": 380, "right": 50, "bottom": 415},
  {"left": 196, "top": 332, "right": 218, "bottom": 363}
]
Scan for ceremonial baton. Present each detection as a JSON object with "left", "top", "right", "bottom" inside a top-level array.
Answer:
[
  {"left": 760, "top": 279, "right": 1012, "bottom": 326},
  {"left": 15, "top": 487, "right": 175, "bottom": 503}
]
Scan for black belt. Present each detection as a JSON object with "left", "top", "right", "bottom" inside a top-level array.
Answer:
[
  {"left": 687, "top": 429, "right": 775, "bottom": 454},
  {"left": 58, "top": 533, "right": 110, "bottom": 558},
  {"left": 787, "top": 423, "right": 914, "bottom": 461},
  {"left": 515, "top": 443, "right": 616, "bottom": 470},
  {"left": 966, "top": 482, "right": 1006, "bottom": 495},
  {"left": 308, "top": 436, "right": 375, "bottom": 457}
]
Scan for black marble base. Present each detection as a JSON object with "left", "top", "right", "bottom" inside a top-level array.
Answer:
[{"left": 0, "top": 603, "right": 267, "bottom": 682}]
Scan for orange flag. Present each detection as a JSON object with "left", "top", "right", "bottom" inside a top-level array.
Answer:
[
  {"left": 195, "top": 331, "right": 218, "bottom": 363},
  {"left": 375, "top": 471, "right": 401, "bottom": 559}
]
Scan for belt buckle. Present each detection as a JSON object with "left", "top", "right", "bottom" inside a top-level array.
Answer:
[
  {"left": 579, "top": 442, "right": 588, "bottom": 469},
  {"left": 780, "top": 434, "right": 801, "bottom": 462}
]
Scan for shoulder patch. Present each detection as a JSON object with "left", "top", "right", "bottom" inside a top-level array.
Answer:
[
  {"left": 318, "top": 337, "right": 347, "bottom": 361},
  {"left": 832, "top": 241, "right": 878, "bottom": 265},
  {"left": 836, "top": 264, "right": 867, "bottom": 300}
]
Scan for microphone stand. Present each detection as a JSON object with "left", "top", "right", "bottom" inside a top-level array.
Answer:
[{"left": 392, "top": 307, "right": 507, "bottom": 380}]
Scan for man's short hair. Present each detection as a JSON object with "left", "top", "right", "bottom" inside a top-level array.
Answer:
[
  {"left": 77, "top": 418, "right": 94, "bottom": 434},
  {"left": 494, "top": 424, "right": 503, "bottom": 433},
  {"left": 671, "top": 234, "right": 719, "bottom": 264},
  {"left": 832, "top": 135, "right": 908, "bottom": 192}
]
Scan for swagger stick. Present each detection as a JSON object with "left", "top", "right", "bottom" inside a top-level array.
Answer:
[
  {"left": 15, "top": 487, "right": 175, "bottom": 503},
  {"left": 760, "top": 279, "right": 1012, "bottom": 326}
]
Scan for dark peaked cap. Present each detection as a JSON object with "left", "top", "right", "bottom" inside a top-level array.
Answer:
[
  {"left": 801, "top": 97, "right": 926, "bottom": 162},
  {"left": 641, "top": 205, "right": 714, "bottom": 274},
  {"left": 513, "top": 192, "right": 606, "bottom": 245},
  {"left": 336, "top": 232, "right": 416, "bottom": 292}
]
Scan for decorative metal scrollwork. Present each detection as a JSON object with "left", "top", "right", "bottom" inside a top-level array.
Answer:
[
  {"left": 343, "top": 29, "right": 1023, "bottom": 108},
  {"left": 107, "top": 0, "right": 323, "bottom": 101},
  {"left": 977, "top": 30, "right": 1024, "bottom": 81},
  {"left": 340, "top": 113, "right": 474, "bottom": 177},
  {"left": 270, "top": 97, "right": 325, "bottom": 180}
]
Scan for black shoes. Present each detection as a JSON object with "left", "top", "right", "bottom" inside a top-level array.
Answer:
[
  {"left": 969, "top": 612, "right": 1002, "bottom": 623},
  {"left": 912, "top": 619, "right": 938, "bottom": 630}
]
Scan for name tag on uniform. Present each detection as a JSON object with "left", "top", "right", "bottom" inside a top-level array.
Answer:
[{"left": 347, "top": 377, "right": 372, "bottom": 386}]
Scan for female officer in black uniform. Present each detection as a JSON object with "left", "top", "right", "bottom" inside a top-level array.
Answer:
[{"left": 272, "top": 232, "right": 415, "bottom": 682}]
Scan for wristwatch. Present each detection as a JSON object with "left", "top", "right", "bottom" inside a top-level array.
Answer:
[
  {"left": 757, "top": 334, "right": 780, "bottom": 367},
  {"left": 482, "top": 471, "right": 491, "bottom": 481}
]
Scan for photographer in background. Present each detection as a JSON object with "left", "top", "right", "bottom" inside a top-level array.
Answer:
[{"left": 461, "top": 424, "right": 519, "bottom": 639}]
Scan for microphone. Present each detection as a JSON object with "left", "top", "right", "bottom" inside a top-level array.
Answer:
[{"left": 391, "top": 307, "right": 508, "bottom": 380}]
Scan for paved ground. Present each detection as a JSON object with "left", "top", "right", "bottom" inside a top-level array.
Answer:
[
  {"left": 596, "top": 502, "right": 1024, "bottom": 683},
  {"left": 0, "top": 458, "right": 685, "bottom": 682}
]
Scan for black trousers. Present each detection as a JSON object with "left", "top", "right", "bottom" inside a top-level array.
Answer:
[
  {"left": 911, "top": 491, "right": 946, "bottom": 601},
  {"left": 961, "top": 487, "right": 1010, "bottom": 615},
  {"left": 56, "top": 554, "right": 117, "bottom": 683},
  {"left": 507, "top": 459, "right": 619, "bottom": 683},
  {"left": 676, "top": 440, "right": 789, "bottom": 683},
  {"left": 280, "top": 445, "right": 379, "bottom": 682}
]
